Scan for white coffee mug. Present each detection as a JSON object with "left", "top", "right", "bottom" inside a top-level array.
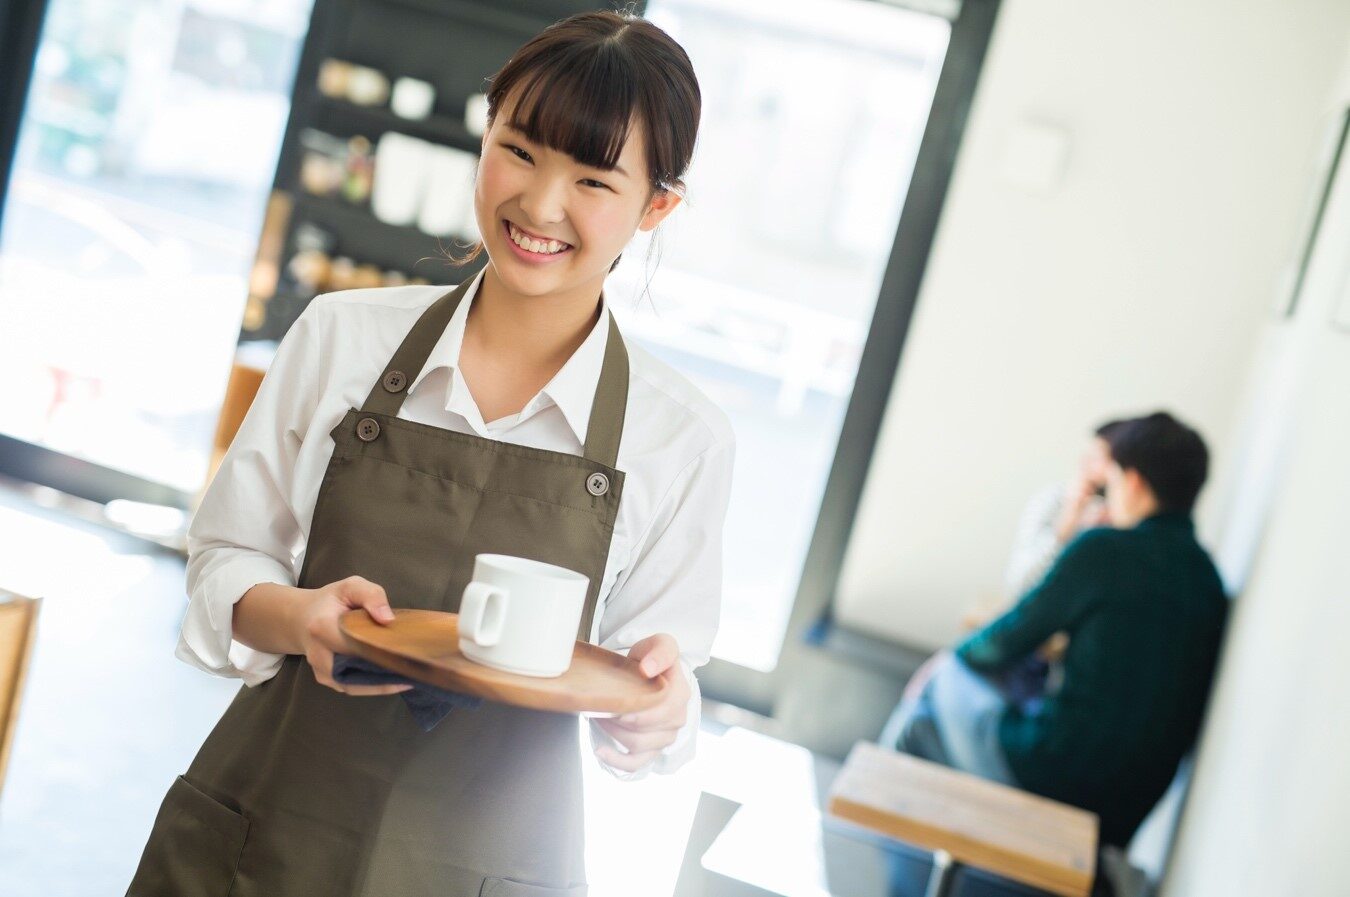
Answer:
[{"left": 458, "top": 554, "right": 590, "bottom": 678}]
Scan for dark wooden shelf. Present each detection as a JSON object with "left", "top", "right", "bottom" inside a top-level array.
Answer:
[
  {"left": 273, "top": 190, "right": 484, "bottom": 335},
  {"left": 291, "top": 189, "right": 477, "bottom": 248},
  {"left": 310, "top": 92, "right": 484, "bottom": 156}
]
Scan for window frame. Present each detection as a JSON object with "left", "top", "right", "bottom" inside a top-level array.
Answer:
[{"left": 696, "top": 0, "right": 1003, "bottom": 713}]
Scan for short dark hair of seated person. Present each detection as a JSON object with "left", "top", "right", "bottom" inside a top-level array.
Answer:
[
  {"left": 954, "top": 410, "right": 1228, "bottom": 847},
  {"left": 1103, "top": 411, "right": 1209, "bottom": 513}
]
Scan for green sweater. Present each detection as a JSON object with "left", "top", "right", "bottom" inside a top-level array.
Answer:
[{"left": 955, "top": 513, "right": 1228, "bottom": 846}]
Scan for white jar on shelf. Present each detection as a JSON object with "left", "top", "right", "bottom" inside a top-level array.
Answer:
[
  {"left": 418, "top": 146, "right": 479, "bottom": 237},
  {"left": 371, "top": 132, "right": 432, "bottom": 227},
  {"left": 391, "top": 77, "right": 436, "bottom": 120}
]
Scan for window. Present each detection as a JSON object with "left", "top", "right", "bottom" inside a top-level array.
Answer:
[
  {"left": 607, "top": 0, "right": 953, "bottom": 671},
  {"left": 0, "top": 0, "right": 313, "bottom": 494}
]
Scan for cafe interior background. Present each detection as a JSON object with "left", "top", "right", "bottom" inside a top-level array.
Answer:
[{"left": 0, "top": 0, "right": 1347, "bottom": 894}]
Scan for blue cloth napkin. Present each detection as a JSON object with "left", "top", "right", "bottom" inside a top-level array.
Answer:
[{"left": 331, "top": 653, "right": 483, "bottom": 732}]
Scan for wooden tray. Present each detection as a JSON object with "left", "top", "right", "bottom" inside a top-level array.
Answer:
[{"left": 340, "top": 609, "right": 667, "bottom": 715}]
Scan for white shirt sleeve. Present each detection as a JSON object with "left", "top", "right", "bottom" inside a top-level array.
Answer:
[
  {"left": 176, "top": 299, "right": 325, "bottom": 686},
  {"left": 589, "top": 431, "right": 735, "bottom": 780}
]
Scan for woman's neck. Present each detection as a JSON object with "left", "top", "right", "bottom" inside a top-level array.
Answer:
[{"left": 467, "top": 265, "right": 605, "bottom": 369}]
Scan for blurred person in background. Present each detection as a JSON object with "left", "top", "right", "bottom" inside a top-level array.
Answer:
[
  {"left": 957, "top": 417, "right": 1130, "bottom": 706},
  {"left": 882, "top": 411, "right": 1228, "bottom": 850}
]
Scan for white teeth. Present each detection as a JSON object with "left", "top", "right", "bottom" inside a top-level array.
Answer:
[{"left": 507, "top": 221, "right": 568, "bottom": 255}]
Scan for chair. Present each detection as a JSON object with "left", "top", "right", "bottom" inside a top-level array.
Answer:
[{"left": 0, "top": 591, "right": 40, "bottom": 800}]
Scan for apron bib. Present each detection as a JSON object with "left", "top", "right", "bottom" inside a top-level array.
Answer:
[{"left": 128, "top": 278, "right": 629, "bottom": 897}]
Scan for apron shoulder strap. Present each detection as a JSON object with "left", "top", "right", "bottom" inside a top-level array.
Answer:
[
  {"left": 359, "top": 279, "right": 474, "bottom": 417},
  {"left": 582, "top": 313, "right": 629, "bottom": 470}
]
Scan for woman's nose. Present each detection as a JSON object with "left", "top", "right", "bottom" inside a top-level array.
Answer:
[{"left": 518, "top": 175, "right": 568, "bottom": 225}]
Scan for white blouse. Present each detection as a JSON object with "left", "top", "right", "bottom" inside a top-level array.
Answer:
[{"left": 178, "top": 266, "right": 735, "bottom": 780}]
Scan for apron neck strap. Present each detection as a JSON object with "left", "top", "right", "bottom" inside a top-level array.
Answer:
[
  {"left": 582, "top": 313, "right": 628, "bottom": 468},
  {"left": 359, "top": 277, "right": 630, "bottom": 469}
]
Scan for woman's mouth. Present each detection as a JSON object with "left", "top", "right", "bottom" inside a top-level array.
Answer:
[{"left": 503, "top": 220, "right": 574, "bottom": 263}]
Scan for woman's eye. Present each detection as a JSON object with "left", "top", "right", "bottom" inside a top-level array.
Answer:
[
  {"left": 581, "top": 178, "right": 610, "bottom": 190},
  {"left": 506, "top": 145, "right": 533, "bottom": 163}
]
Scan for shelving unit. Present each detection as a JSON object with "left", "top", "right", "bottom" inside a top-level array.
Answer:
[
  {"left": 309, "top": 93, "right": 484, "bottom": 155},
  {"left": 241, "top": 0, "right": 619, "bottom": 343}
]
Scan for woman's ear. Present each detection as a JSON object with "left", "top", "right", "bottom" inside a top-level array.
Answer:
[{"left": 637, "top": 188, "right": 683, "bottom": 233}]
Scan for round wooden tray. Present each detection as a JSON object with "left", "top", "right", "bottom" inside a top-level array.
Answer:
[{"left": 340, "top": 609, "right": 667, "bottom": 715}]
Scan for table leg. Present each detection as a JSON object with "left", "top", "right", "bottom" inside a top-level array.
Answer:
[{"left": 922, "top": 849, "right": 958, "bottom": 897}]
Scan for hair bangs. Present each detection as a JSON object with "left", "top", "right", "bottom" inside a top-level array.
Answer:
[{"left": 503, "top": 46, "right": 638, "bottom": 176}]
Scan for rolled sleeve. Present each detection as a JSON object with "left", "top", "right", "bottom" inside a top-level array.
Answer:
[
  {"left": 177, "top": 550, "right": 294, "bottom": 685},
  {"left": 591, "top": 430, "right": 735, "bottom": 779},
  {"left": 177, "top": 299, "right": 325, "bottom": 684}
]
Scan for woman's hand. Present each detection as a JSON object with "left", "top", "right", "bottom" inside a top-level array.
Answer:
[
  {"left": 593, "top": 633, "right": 689, "bottom": 773},
  {"left": 295, "top": 575, "right": 413, "bottom": 697}
]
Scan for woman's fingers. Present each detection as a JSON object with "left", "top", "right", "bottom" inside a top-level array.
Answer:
[
  {"left": 610, "top": 699, "right": 686, "bottom": 733},
  {"left": 337, "top": 683, "right": 415, "bottom": 696},
  {"left": 627, "top": 633, "right": 679, "bottom": 677},
  {"left": 307, "top": 643, "right": 338, "bottom": 689},
  {"left": 338, "top": 575, "right": 395, "bottom": 623},
  {"left": 596, "top": 744, "right": 662, "bottom": 773},
  {"left": 595, "top": 717, "right": 676, "bottom": 754}
]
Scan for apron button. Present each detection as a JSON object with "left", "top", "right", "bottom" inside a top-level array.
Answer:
[
  {"left": 356, "top": 417, "right": 381, "bottom": 441},
  {"left": 382, "top": 369, "right": 408, "bottom": 392},
  {"left": 586, "top": 472, "right": 609, "bottom": 496}
]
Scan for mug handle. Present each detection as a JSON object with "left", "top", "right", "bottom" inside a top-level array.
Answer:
[{"left": 459, "top": 582, "right": 507, "bottom": 647}]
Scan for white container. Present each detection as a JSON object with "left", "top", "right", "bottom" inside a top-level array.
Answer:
[
  {"left": 391, "top": 77, "right": 436, "bottom": 120},
  {"left": 464, "top": 92, "right": 490, "bottom": 137},
  {"left": 346, "top": 65, "right": 390, "bottom": 106},
  {"left": 417, "top": 146, "right": 478, "bottom": 237},
  {"left": 371, "top": 132, "right": 431, "bottom": 227}
]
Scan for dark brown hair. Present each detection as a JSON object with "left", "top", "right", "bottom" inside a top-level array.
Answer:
[
  {"left": 1103, "top": 411, "right": 1209, "bottom": 514},
  {"left": 446, "top": 9, "right": 701, "bottom": 272}
]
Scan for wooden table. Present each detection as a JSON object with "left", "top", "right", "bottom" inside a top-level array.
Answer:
[{"left": 826, "top": 742, "right": 1098, "bottom": 897}]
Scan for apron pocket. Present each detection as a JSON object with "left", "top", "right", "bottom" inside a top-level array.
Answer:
[
  {"left": 479, "top": 877, "right": 587, "bottom": 897},
  {"left": 127, "top": 775, "right": 249, "bottom": 897}
]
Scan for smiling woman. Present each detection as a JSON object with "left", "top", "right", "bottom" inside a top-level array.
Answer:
[{"left": 127, "top": 10, "right": 735, "bottom": 897}]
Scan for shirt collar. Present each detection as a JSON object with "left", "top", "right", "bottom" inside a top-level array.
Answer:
[{"left": 406, "top": 266, "right": 612, "bottom": 446}]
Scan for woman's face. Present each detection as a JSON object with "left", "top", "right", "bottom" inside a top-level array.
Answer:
[{"left": 473, "top": 93, "right": 680, "bottom": 299}]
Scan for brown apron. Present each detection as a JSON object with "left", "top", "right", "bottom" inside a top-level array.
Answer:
[{"left": 128, "top": 277, "right": 629, "bottom": 897}]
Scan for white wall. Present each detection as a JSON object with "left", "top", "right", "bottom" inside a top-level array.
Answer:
[
  {"left": 834, "top": 0, "right": 1350, "bottom": 648},
  {"left": 1161, "top": 39, "right": 1350, "bottom": 897}
]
